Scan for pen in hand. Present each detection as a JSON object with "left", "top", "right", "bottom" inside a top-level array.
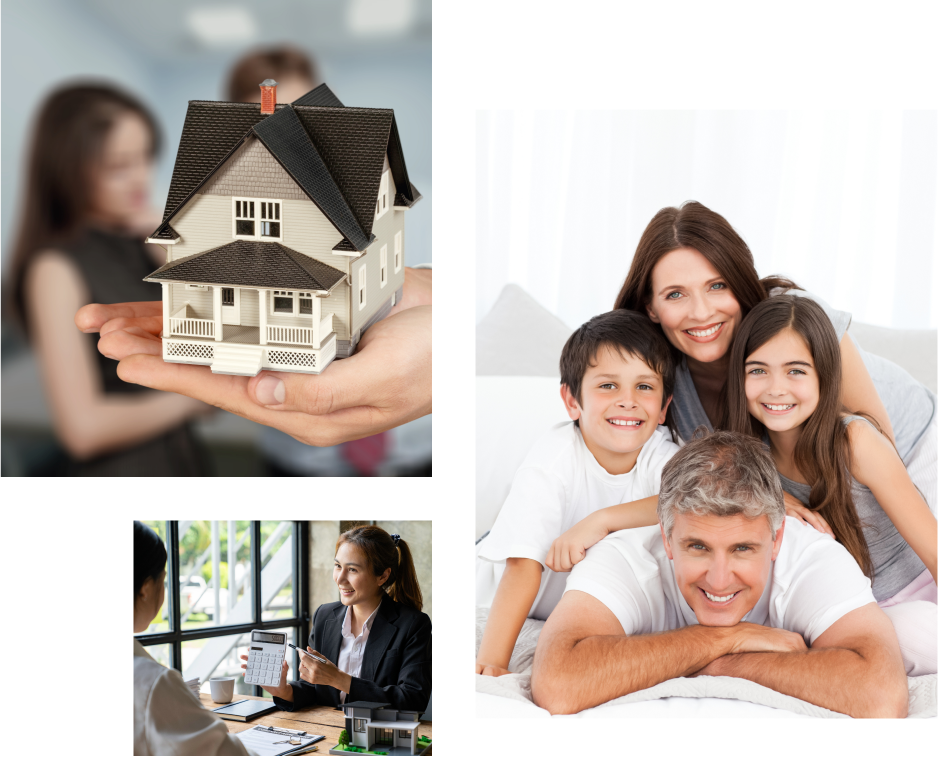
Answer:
[{"left": 288, "top": 643, "right": 328, "bottom": 664}]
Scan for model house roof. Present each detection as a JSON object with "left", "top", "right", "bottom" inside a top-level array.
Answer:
[
  {"left": 342, "top": 701, "right": 390, "bottom": 711},
  {"left": 150, "top": 84, "right": 420, "bottom": 253},
  {"left": 144, "top": 239, "right": 346, "bottom": 292}
]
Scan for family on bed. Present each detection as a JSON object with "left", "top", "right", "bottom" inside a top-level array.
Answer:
[{"left": 475, "top": 201, "right": 937, "bottom": 718}]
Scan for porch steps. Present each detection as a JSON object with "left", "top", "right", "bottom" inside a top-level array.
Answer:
[{"left": 210, "top": 343, "right": 263, "bottom": 376}]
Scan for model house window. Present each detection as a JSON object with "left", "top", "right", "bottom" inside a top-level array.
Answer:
[
  {"left": 299, "top": 292, "right": 313, "bottom": 314},
  {"left": 271, "top": 290, "right": 314, "bottom": 316},
  {"left": 354, "top": 719, "right": 366, "bottom": 734},
  {"left": 222, "top": 288, "right": 235, "bottom": 306},
  {"left": 398, "top": 731, "right": 411, "bottom": 740},
  {"left": 234, "top": 197, "right": 282, "bottom": 240},
  {"left": 380, "top": 245, "right": 388, "bottom": 288},
  {"left": 375, "top": 170, "right": 389, "bottom": 220},
  {"left": 358, "top": 264, "right": 367, "bottom": 310},
  {"left": 394, "top": 231, "right": 402, "bottom": 273}
]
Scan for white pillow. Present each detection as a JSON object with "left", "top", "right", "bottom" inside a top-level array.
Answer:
[{"left": 475, "top": 376, "right": 570, "bottom": 539}]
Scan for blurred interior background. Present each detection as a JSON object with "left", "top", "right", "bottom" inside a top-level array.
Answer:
[{"left": 1, "top": 0, "right": 431, "bottom": 476}]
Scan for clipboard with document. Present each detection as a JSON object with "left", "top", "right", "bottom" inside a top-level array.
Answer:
[{"left": 233, "top": 724, "right": 324, "bottom": 756}]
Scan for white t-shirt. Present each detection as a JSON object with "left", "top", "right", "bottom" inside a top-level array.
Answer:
[
  {"left": 477, "top": 421, "right": 679, "bottom": 620},
  {"left": 564, "top": 516, "right": 876, "bottom": 645}
]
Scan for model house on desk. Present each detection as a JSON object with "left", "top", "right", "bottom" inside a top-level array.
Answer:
[
  {"left": 331, "top": 701, "right": 430, "bottom": 755},
  {"left": 144, "top": 81, "right": 420, "bottom": 375}
]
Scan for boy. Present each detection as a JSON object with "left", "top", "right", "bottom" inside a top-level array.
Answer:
[{"left": 476, "top": 309, "right": 679, "bottom": 676}]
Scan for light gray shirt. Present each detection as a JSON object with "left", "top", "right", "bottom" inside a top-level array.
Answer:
[
  {"left": 670, "top": 289, "right": 936, "bottom": 462},
  {"left": 777, "top": 416, "right": 927, "bottom": 602}
]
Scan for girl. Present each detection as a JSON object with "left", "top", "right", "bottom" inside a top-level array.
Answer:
[
  {"left": 242, "top": 525, "right": 432, "bottom": 712},
  {"left": 727, "top": 295, "right": 936, "bottom": 676}
]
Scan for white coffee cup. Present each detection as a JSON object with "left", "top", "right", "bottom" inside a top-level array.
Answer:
[{"left": 209, "top": 677, "right": 237, "bottom": 703}]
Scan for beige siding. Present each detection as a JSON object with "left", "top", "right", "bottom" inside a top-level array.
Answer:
[
  {"left": 202, "top": 136, "right": 306, "bottom": 200},
  {"left": 240, "top": 288, "right": 259, "bottom": 327},
  {"left": 171, "top": 283, "right": 214, "bottom": 320},
  {"left": 169, "top": 195, "right": 236, "bottom": 262}
]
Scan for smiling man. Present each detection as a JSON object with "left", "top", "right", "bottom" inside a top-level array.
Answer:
[{"left": 530, "top": 431, "right": 909, "bottom": 718}]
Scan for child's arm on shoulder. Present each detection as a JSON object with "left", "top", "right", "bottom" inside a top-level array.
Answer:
[
  {"left": 546, "top": 496, "right": 658, "bottom": 572},
  {"left": 476, "top": 558, "right": 543, "bottom": 676},
  {"left": 849, "top": 420, "right": 937, "bottom": 582}
]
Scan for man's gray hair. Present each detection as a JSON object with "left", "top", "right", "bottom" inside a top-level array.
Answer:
[{"left": 657, "top": 430, "right": 785, "bottom": 539}]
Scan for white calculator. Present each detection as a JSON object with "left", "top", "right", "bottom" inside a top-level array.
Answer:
[{"left": 244, "top": 630, "right": 287, "bottom": 687}]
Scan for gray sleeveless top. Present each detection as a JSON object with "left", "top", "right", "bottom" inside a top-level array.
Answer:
[
  {"left": 777, "top": 416, "right": 927, "bottom": 601},
  {"left": 670, "top": 289, "right": 936, "bottom": 463}
]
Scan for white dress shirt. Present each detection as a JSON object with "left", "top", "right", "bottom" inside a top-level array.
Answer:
[
  {"left": 134, "top": 639, "right": 251, "bottom": 756},
  {"left": 336, "top": 604, "right": 380, "bottom": 703}
]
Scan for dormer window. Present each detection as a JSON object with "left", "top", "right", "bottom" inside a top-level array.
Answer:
[
  {"left": 233, "top": 197, "right": 282, "bottom": 241},
  {"left": 375, "top": 170, "right": 389, "bottom": 221}
]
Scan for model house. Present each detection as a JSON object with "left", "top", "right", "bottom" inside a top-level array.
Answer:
[
  {"left": 144, "top": 81, "right": 420, "bottom": 375},
  {"left": 332, "top": 701, "right": 429, "bottom": 755}
]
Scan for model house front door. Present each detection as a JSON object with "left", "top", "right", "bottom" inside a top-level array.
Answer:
[{"left": 221, "top": 287, "right": 240, "bottom": 325}]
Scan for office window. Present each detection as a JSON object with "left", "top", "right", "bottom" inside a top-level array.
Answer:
[
  {"left": 139, "top": 520, "right": 171, "bottom": 634},
  {"left": 134, "top": 522, "right": 309, "bottom": 699}
]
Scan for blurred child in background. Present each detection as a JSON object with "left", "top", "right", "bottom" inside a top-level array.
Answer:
[{"left": 8, "top": 84, "right": 210, "bottom": 475}]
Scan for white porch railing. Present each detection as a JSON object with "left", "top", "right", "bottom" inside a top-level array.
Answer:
[
  {"left": 170, "top": 304, "right": 215, "bottom": 338},
  {"left": 267, "top": 324, "right": 313, "bottom": 346}
]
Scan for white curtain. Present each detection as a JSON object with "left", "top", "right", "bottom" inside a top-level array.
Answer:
[{"left": 476, "top": 110, "right": 938, "bottom": 330}]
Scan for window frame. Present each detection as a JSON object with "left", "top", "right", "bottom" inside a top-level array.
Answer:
[
  {"left": 134, "top": 521, "right": 310, "bottom": 698},
  {"left": 232, "top": 197, "right": 283, "bottom": 242},
  {"left": 358, "top": 264, "right": 367, "bottom": 311},
  {"left": 379, "top": 245, "right": 388, "bottom": 289},
  {"left": 375, "top": 171, "right": 390, "bottom": 221},
  {"left": 269, "top": 290, "right": 315, "bottom": 318},
  {"left": 394, "top": 231, "right": 402, "bottom": 274}
]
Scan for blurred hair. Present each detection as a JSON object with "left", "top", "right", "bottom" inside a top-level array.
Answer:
[
  {"left": 336, "top": 525, "right": 423, "bottom": 612},
  {"left": 226, "top": 46, "right": 318, "bottom": 102},
  {"left": 657, "top": 430, "right": 786, "bottom": 540},
  {"left": 559, "top": 309, "right": 676, "bottom": 436},
  {"left": 7, "top": 82, "right": 161, "bottom": 331},
  {"left": 726, "top": 295, "right": 874, "bottom": 576},
  {"left": 134, "top": 521, "right": 167, "bottom": 597},
  {"left": 614, "top": 201, "right": 800, "bottom": 427}
]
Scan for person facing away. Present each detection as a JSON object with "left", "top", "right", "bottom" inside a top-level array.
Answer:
[
  {"left": 725, "top": 295, "right": 937, "bottom": 675},
  {"left": 133, "top": 522, "right": 251, "bottom": 755},
  {"left": 475, "top": 309, "right": 680, "bottom": 676},
  {"left": 239, "top": 525, "right": 432, "bottom": 713},
  {"left": 7, "top": 83, "right": 209, "bottom": 476},
  {"left": 531, "top": 430, "right": 908, "bottom": 718}
]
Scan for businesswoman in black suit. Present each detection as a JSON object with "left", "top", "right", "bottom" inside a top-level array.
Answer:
[{"left": 241, "top": 525, "right": 431, "bottom": 712}]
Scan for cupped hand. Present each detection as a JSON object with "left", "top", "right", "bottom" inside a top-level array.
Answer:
[
  {"left": 75, "top": 299, "right": 431, "bottom": 447},
  {"left": 783, "top": 491, "right": 834, "bottom": 537},
  {"left": 546, "top": 514, "right": 608, "bottom": 572},
  {"left": 298, "top": 648, "right": 351, "bottom": 691},
  {"left": 476, "top": 662, "right": 512, "bottom": 677},
  {"left": 239, "top": 654, "right": 293, "bottom": 701}
]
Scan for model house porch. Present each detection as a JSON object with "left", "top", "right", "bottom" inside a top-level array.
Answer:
[{"left": 146, "top": 240, "right": 347, "bottom": 376}]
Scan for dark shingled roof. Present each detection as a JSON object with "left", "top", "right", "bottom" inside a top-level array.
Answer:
[
  {"left": 148, "top": 84, "right": 420, "bottom": 253},
  {"left": 148, "top": 225, "right": 180, "bottom": 241},
  {"left": 342, "top": 701, "right": 390, "bottom": 711},
  {"left": 145, "top": 240, "right": 346, "bottom": 291}
]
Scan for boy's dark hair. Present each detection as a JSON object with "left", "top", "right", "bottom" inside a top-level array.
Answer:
[{"left": 560, "top": 309, "right": 676, "bottom": 435}]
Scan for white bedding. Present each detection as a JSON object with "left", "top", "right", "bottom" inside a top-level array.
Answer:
[{"left": 475, "top": 607, "right": 937, "bottom": 718}]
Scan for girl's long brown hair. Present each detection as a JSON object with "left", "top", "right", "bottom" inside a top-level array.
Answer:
[
  {"left": 614, "top": 201, "right": 799, "bottom": 427},
  {"left": 726, "top": 295, "right": 873, "bottom": 577},
  {"left": 6, "top": 82, "right": 161, "bottom": 331},
  {"left": 336, "top": 525, "right": 423, "bottom": 612}
]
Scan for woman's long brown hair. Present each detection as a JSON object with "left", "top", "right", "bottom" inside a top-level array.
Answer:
[
  {"left": 726, "top": 295, "right": 873, "bottom": 577},
  {"left": 336, "top": 525, "right": 423, "bottom": 612},
  {"left": 614, "top": 201, "right": 799, "bottom": 427},
  {"left": 6, "top": 82, "right": 161, "bottom": 331}
]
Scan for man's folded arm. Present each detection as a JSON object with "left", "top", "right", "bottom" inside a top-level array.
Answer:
[
  {"left": 530, "top": 590, "right": 739, "bottom": 715},
  {"left": 700, "top": 603, "right": 908, "bottom": 718}
]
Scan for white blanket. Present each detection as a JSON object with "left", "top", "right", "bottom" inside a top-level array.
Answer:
[{"left": 476, "top": 607, "right": 937, "bottom": 718}]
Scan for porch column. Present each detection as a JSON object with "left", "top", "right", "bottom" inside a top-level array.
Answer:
[
  {"left": 213, "top": 286, "right": 222, "bottom": 341},
  {"left": 312, "top": 295, "right": 322, "bottom": 349},
  {"left": 162, "top": 283, "right": 170, "bottom": 337},
  {"left": 258, "top": 289, "right": 268, "bottom": 345}
]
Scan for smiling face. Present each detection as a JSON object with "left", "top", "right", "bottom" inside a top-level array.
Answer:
[
  {"left": 646, "top": 247, "right": 742, "bottom": 365},
  {"left": 744, "top": 328, "right": 820, "bottom": 438},
  {"left": 334, "top": 542, "right": 389, "bottom": 608},
  {"left": 88, "top": 111, "right": 154, "bottom": 228},
  {"left": 662, "top": 512, "right": 784, "bottom": 626},
  {"left": 561, "top": 346, "right": 670, "bottom": 475}
]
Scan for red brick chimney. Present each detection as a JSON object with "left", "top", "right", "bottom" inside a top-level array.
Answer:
[{"left": 260, "top": 79, "right": 278, "bottom": 115}]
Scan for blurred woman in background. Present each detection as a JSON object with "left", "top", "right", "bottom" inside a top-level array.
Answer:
[{"left": 8, "top": 83, "right": 209, "bottom": 475}]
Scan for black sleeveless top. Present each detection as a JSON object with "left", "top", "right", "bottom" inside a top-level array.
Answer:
[{"left": 54, "top": 227, "right": 210, "bottom": 476}]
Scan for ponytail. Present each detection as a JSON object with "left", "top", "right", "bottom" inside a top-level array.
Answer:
[{"left": 337, "top": 525, "right": 424, "bottom": 612}]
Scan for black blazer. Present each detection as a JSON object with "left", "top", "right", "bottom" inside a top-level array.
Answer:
[{"left": 275, "top": 596, "right": 431, "bottom": 713}]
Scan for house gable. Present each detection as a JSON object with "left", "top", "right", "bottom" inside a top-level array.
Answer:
[{"left": 202, "top": 135, "right": 306, "bottom": 200}]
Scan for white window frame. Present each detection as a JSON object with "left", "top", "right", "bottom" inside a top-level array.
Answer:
[
  {"left": 379, "top": 245, "right": 388, "bottom": 289},
  {"left": 375, "top": 171, "right": 390, "bottom": 221},
  {"left": 358, "top": 264, "right": 367, "bottom": 311},
  {"left": 232, "top": 197, "right": 283, "bottom": 241},
  {"left": 394, "top": 231, "right": 402, "bottom": 273},
  {"left": 269, "top": 290, "right": 313, "bottom": 317},
  {"left": 354, "top": 719, "right": 366, "bottom": 734},
  {"left": 185, "top": 283, "right": 208, "bottom": 291}
]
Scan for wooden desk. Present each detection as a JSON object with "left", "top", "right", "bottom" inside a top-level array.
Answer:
[{"left": 201, "top": 693, "right": 432, "bottom": 755}]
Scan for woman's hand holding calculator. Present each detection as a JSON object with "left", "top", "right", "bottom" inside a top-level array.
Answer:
[{"left": 239, "top": 655, "right": 294, "bottom": 702}]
